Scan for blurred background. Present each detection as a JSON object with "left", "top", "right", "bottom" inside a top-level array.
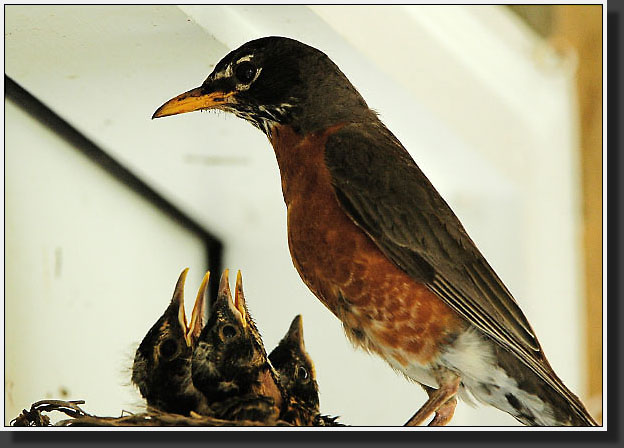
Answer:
[{"left": 4, "top": 5, "right": 603, "bottom": 426}]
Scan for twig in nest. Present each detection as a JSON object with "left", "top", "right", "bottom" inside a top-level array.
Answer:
[
  {"left": 11, "top": 400, "right": 90, "bottom": 427},
  {"left": 11, "top": 399, "right": 294, "bottom": 427},
  {"left": 58, "top": 411, "right": 292, "bottom": 427}
]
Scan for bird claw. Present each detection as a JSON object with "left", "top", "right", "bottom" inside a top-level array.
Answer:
[{"left": 404, "top": 374, "right": 461, "bottom": 426}]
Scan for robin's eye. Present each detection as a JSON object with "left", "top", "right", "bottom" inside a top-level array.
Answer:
[
  {"left": 220, "top": 324, "right": 239, "bottom": 340},
  {"left": 159, "top": 338, "right": 179, "bottom": 360},
  {"left": 296, "top": 366, "right": 309, "bottom": 381},
  {"left": 235, "top": 61, "right": 257, "bottom": 84}
]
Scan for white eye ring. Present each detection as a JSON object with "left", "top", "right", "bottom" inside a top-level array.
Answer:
[
  {"left": 235, "top": 55, "right": 254, "bottom": 64},
  {"left": 210, "top": 54, "right": 261, "bottom": 89},
  {"left": 235, "top": 66, "right": 262, "bottom": 91},
  {"left": 233, "top": 55, "right": 261, "bottom": 90}
]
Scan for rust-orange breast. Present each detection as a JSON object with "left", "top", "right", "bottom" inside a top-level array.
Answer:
[{"left": 270, "top": 125, "right": 464, "bottom": 365}]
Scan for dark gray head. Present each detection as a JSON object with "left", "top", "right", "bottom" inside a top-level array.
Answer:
[
  {"left": 153, "top": 36, "right": 374, "bottom": 135},
  {"left": 269, "top": 315, "right": 320, "bottom": 412}
]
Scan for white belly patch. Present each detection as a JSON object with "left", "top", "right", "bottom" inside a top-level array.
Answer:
[{"left": 355, "top": 325, "right": 559, "bottom": 426}]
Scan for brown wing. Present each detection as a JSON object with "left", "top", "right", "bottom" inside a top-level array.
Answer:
[
  {"left": 324, "top": 122, "right": 594, "bottom": 423},
  {"left": 325, "top": 122, "right": 539, "bottom": 353}
]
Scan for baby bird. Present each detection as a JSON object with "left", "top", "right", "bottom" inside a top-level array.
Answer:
[
  {"left": 269, "top": 314, "right": 319, "bottom": 425},
  {"left": 131, "top": 268, "right": 210, "bottom": 416},
  {"left": 191, "top": 270, "right": 284, "bottom": 423},
  {"left": 270, "top": 315, "right": 344, "bottom": 426}
]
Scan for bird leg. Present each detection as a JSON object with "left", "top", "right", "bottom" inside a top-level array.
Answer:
[
  {"left": 422, "top": 385, "right": 458, "bottom": 426},
  {"left": 404, "top": 373, "right": 461, "bottom": 427}
]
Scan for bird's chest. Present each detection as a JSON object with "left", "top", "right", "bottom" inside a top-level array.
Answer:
[
  {"left": 270, "top": 125, "right": 369, "bottom": 307},
  {"left": 269, "top": 125, "right": 461, "bottom": 365}
]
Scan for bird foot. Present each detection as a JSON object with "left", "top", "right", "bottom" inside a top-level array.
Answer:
[
  {"left": 427, "top": 396, "right": 457, "bottom": 426},
  {"left": 404, "top": 374, "right": 461, "bottom": 426}
]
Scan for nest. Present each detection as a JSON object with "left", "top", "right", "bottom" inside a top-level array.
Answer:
[{"left": 11, "top": 399, "right": 294, "bottom": 427}]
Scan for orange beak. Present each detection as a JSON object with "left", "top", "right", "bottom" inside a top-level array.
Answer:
[
  {"left": 152, "top": 86, "right": 237, "bottom": 119},
  {"left": 171, "top": 268, "right": 190, "bottom": 333},
  {"left": 186, "top": 271, "right": 210, "bottom": 347}
]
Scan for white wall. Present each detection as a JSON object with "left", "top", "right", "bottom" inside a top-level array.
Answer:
[{"left": 4, "top": 5, "right": 586, "bottom": 427}]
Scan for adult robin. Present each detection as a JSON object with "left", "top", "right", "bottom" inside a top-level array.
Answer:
[
  {"left": 131, "top": 268, "right": 210, "bottom": 416},
  {"left": 191, "top": 270, "right": 285, "bottom": 423},
  {"left": 153, "top": 37, "right": 597, "bottom": 426},
  {"left": 269, "top": 315, "right": 344, "bottom": 426}
]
